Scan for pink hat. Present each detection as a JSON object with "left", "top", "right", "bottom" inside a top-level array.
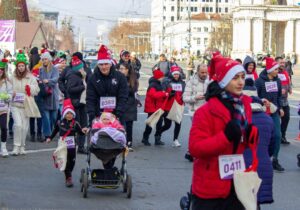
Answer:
[
  {"left": 266, "top": 57, "right": 279, "bottom": 73},
  {"left": 97, "top": 45, "right": 111, "bottom": 64},
  {"left": 210, "top": 56, "right": 245, "bottom": 88}
]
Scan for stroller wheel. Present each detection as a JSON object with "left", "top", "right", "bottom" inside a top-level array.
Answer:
[
  {"left": 83, "top": 170, "right": 88, "bottom": 198},
  {"left": 80, "top": 169, "right": 85, "bottom": 184},
  {"left": 126, "top": 175, "right": 132, "bottom": 199}
]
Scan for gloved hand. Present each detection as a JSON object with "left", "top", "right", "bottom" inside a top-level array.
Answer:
[
  {"left": 25, "top": 85, "right": 31, "bottom": 96},
  {"left": 224, "top": 120, "right": 242, "bottom": 151},
  {"left": 169, "top": 90, "right": 176, "bottom": 97}
]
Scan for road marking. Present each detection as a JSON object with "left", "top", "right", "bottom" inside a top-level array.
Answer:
[{"left": 7, "top": 148, "right": 56, "bottom": 155}]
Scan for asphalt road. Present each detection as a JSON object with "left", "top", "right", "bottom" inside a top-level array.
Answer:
[{"left": 1, "top": 62, "right": 300, "bottom": 210}]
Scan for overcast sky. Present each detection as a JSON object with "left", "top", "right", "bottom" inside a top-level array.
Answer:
[{"left": 28, "top": 0, "right": 151, "bottom": 47}]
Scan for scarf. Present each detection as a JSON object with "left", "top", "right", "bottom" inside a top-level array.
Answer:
[{"left": 221, "top": 91, "right": 248, "bottom": 141}]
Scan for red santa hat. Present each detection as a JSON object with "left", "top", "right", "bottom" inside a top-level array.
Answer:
[
  {"left": 170, "top": 66, "right": 181, "bottom": 75},
  {"left": 97, "top": 45, "right": 111, "bottom": 64},
  {"left": 153, "top": 69, "right": 164, "bottom": 80},
  {"left": 265, "top": 57, "right": 279, "bottom": 73},
  {"left": 210, "top": 56, "right": 245, "bottom": 89},
  {"left": 62, "top": 99, "right": 76, "bottom": 119}
]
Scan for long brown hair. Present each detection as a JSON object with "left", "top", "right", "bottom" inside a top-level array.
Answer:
[
  {"left": 15, "top": 63, "right": 29, "bottom": 80},
  {"left": 0, "top": 68, "right": 7, "bottom": 81},
  {"left": 120, "top": 63, "right": 137, "bottom": 90}
]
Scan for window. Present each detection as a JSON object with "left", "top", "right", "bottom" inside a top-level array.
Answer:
[
  {"left": 202, "top": 7, "right": 205, "bottom": 12},
  {"left": 204, "top": 27, "right": 208, "bottom": 32},
  {"left": 163, "top": 16, "right": 166, "bottom": 20},
  {"left": 171, "top": 16, "right": 174, "bottom": 21},
  {"left": 204, "top": 38, "right": 208, "bottom": 45},
  {"left": 210, "top": 7, "right": 213, "bottom": 12},
  {"left": 197, "top": 27, "right": 201, "bottom": 32},
  {"left": 171, "top": 6, "right": 175, "bottom": 11},
  {"left": 191, "top": 7, "right": 194, "bottom": 12},
  {"left": 205, "top": 7, "right": 209, "bottom": 12},
  {"left": 197, "top": 38, "right": 201, "bottom": 45},
  {"left": 225, "top": 7, "right": 228, "bottom": 13},
  {"left": 219, "top": 8, "right": 221, "bottom": 13},
  {"left": 225, "top": 0, "right": 228, "bottom": 2},
  {"left": 181, "top": 7, "right": 184, "bottom": 12},
  {"left": 194, "top": 7, "right": 198, "bottom": 12}
]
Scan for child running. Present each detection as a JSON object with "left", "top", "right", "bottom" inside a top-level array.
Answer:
[{"left": 46, "top": 99, "right": 88, "bottom": 187}]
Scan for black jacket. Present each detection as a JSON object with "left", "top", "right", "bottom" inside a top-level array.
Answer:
[
  {"left": 124, "top": 79, "right": 138, "bottom": 122},
  {"left": 50, "top": 119, "right": 84, "bottom": 140},
  {"left": 86, "top": 65, "right": 129, "bottom": 123},
  {"left": 29, "top": 47, "right": 40, "bottom": 71}
]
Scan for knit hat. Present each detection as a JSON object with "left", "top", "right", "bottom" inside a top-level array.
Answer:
[
  {"left": 62, "top": 99, "right": 76, "bottom": 119},
  {"left": 266, "top": 57, "right": 279, "bottom": 73},
  {"left": 15, "top": 50, "right": 29, "bottom": 66},
  {"left": 41, "top": 52, "right": 53, "bottom": 62},
  {"left": 153, "top": 69, "right": 164, "bottom": 80},
  {"left": 73, "top": 52, "right": 83, "bottom": 61},
  {"left": 170, "top": 66, "right": 181, "bottom": 75},
  {"left": 97, "top": 45, "right": 111, "bottom": 64},
  {"left": 71, "top": 56, "right": 84, "bottom": 71},
  {"left": 0, "top": 58, "right": 8, "bottom": 69},
  {"left": 120, "top": 49, "right": 130, "bottom": 58},
  {"left": 209, "top": 56, "right": 245, "bottom": 89}
]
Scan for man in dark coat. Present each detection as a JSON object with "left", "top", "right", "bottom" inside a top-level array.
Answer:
[{"left": 29, "top": 47, "right": 40, "bottom": 71}]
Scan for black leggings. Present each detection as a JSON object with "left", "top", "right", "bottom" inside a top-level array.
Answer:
[
  {"left": 64, "top": 148, "right": 76, "bottom": 179},
  {"left": 143, "top": 113, "right": 163, "bottom": 139},
  {"left": 0, "top": 113, "right": 7, "bottom": 143},
  {"left": 281, "top": 105, "right": 290, "bottom": 139},
  {"left": 157, "top": 112, "right": 181, "bottom": 141},
  {"left": 125, "top": 121, "right": 133, "bottom": 143}
]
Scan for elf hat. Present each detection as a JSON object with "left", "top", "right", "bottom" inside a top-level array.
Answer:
[
  {"left": 266, "top": 57, "right": 279, "bottom": 73},
  {"left": 97, "top": 45, "right": 111, "bottom": 64},
  {"left": 209, "top": 56, "right": 245, "bottom": 89},
  {"left": 170, "top": 66, "right": 181, "bottom": 75},
  {"left": 62, "top": 99, "right": 76, "bottom": 119},
  {"left": 71, "top": 56, "right": 84, "bottom": 71},
  {"left": 153, "top": 69, "right": 164, "bottom": 80},
  {"left": 0, "top": 58, "right": 8, "bottom": 69},
  {"left": 15, "top": 50, "right": 29, "bottom": 66}
]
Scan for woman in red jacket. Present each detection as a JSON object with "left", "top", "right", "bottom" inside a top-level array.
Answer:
[
  {"left": 141, "top": 69, "right": 168, "bottom": 146},
  {"left": 189, "top": 56, "right": 256, "bottom": 210},
  {"left": 156, "top": 66, "right": 185, "bottom": 147}
]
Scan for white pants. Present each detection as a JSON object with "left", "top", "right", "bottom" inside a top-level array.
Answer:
[{"left": 11, "top": 107, "right": 29, "bottom": 147}]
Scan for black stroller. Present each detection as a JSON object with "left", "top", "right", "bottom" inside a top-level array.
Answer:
[{"left": 80, "top": 129, "right": 132, "bottom": 198}]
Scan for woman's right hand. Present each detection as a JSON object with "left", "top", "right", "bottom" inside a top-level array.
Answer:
[{"left": 46, "top": 138, "right": 51, "bottom": 143}]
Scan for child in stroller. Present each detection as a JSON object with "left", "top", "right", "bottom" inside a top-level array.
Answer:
[{"left": 80, "top": 112, "right": 132, "bottom": 198}]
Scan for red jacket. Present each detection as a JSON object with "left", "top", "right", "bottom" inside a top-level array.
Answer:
[
  {"left": 144, "top": 79, "right": 167, "bottom": 113},
  {"left": 164, "top": 79, "right": 185, "bottom": 111},
  {"left": 278, "top": 70, "right": 290, "bottom": 86},
  {"left": 189, "top": 96, "right": 252, "bottom": 199}
]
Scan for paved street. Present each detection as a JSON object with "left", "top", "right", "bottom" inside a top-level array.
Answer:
[{"left": 1, "top": 62, "right": 300, "bottom": 210}]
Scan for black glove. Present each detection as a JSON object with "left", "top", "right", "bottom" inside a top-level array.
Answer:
[
  {"left": 169, "top": 90, "right": 176, "bottom": 97},
  {"left": 224, "top": 120, "right": 242, "bottom": 152}
]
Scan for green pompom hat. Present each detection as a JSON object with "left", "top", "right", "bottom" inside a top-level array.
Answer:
[
  {"left": 15, "top": 50, "right": 29, "bottom": 66},
  {"left": 0, "top": 58, "right": 8, "bottom": 69}
]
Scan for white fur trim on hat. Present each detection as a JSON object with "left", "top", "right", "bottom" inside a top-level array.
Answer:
[
  {"left": 218, "top": 65, "right": 245, "bottom": 88},
  {"left": 41, "top": 52, "right": 53, "bottom": 62},
  {"left": 171, "top": 70, "right": 180, "bottom": 75},
  {"left": 97, "top": 59, "right": 112, "bottom": 64},
  {"left": 267, "top": 63, "right": 279, "bottom": 73},
  {"left": 62, "top": 108, "right": 76, "bottom": 119}
]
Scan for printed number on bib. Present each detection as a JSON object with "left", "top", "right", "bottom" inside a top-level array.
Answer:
[
  {"left": 218, "top": 154, "right": 246, "bottom": 180},
  {"left": 265, "top": 81, "right": 278, "bottom": 93},
  {"left": 171, "top": 83, "right": 182, "bottom": 92},
  {"left": 65, "top": 136, "right": 75, "bottom": 149},
  {"left": 13, "top": 93, "right": 25, "bottom": 103},
  {"left": 278, "top": 74, "right": 287, "bottom": 81},
  {"left": 0, "top": 100, "right": 7, "bottom": 112},
  {"left": 100, "top": 97, "right": 116, "bottom": 109}
]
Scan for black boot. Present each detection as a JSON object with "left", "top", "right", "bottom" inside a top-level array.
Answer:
[
  {"left": 297, "top": 154, "right": 300, "bottom": 168},
  {"left": 37, "top": 134, "right": 43, "bottom": 142},
  {"left": 154, "top": 135, "right": 165, "bottom": 146},
  {"left": 141, "top": 136, "right": 151, "bottom": 146},
  {"left": 281, "top": 137, "right": 290, "bottom": 145},
  {"left": 185, "top": 152, "right": 193, "bottom": 162},
  {"left": 272, "top": 158, "right": 285, "bottom": 172},
  {"left": 30, "top": 134, "right": 36, "bottom": 142}
]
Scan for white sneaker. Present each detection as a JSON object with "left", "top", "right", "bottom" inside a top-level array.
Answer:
[
  {"left": 1, "top": 142, "right": 8, "bottom": 157},
  {"left": 173, "top": 140, "right": 181, "bottom": 147},
  {"left": 20, "top": 147, "right": 26, "bottom": 155},
  {"left": 11, "top": 146, "right": 20, "bottom": 156}
]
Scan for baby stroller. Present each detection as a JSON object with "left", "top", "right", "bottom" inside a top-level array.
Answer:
[{"left": 80, "top": 128, "right": 132, "bottom": 198}]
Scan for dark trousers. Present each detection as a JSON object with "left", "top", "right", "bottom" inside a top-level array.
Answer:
[
  {"left": 125, "top": 121, "right": 133, "bottom": 143},
  {"left": 64, "top": 148, "right": 76, "bottom": 179},
  {"left": 75, "top": 105, "right": 87, "bottom": 149},
  {"left": 0, "top": 113, "right": 7, "bottom": 143},
  {"left": 191, "top": 188, "right": 245, "bottom": 210},
  {"left": 30, "top": 117, "right": 42, "bottom": 136},
  {"left": 157, "top": 112, "right": 181, "bottom": 140},
  {"left": 281, "top": 105, "right": 290, "bottom": 139},
  {"left": 9, "top": 112, "right": 13, "bottom": 134},
  {"left": 143, "top": 113, "right": 163, "bottom": 139}
]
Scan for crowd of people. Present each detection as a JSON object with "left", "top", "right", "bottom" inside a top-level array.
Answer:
[{"left": 0, "top": 44, "right": 298, "bottom": 209}]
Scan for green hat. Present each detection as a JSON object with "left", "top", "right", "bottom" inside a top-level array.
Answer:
[
  {"left": 0, "top": 58, "right": 8, "bottom": 69},
  {"left": 57, "top": 51, "right": 65, "bottom": 58},
  {"left": 15, "top": 50, "right": 28, "bottom": 66}
]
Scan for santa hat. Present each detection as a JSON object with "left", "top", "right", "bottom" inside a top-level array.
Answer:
[
  {"left": 153, "top": 69, "right": 164, "bottom": 80},
  {"left": 71, "top": 56, "right": 83, "bottom": 71},
  {"left": 41, "top": 52, "right": 53, "bottom": 62},
  {"left": 210, "top": 56, "right": 245, "bottom": 89},
  {"left": 266, "top": 57, "right": 279, "bottom": 73},
  {"left": 97, "top": 45, "right": 111, "bottom": 64},
  {"left": 170, "top": 66, "right": 181, "bottom": 75},
  {"left": 62, "top": 99, "right": 76, "bottom": 119}
]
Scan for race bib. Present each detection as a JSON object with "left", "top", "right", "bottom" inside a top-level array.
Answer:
[
  {"left": 171, "top": 83, "right": 182, "bottom": 92},
  {"left": 64, "top": 136, "right": 75, "bottom": 149},
  {"left": 278, "top": 74, "right": 287, "bottom": 81},
  {"left": 265, "top": 81, "right": 278, "bottom": 93},
  {"left": 0, "top": 100, "right": 7, "bottom": 112},
  {"left": 13, "top": 93, "right": 25, "bottom": 103},
  {"left": 245, "top": 74, "right": 255, "bottom": 81},
  {"left": 218, "top": 154, "right": 246, "bottom": 180},
  {"left": 100, "top": 97, "right": 116, "bottom": 109}
]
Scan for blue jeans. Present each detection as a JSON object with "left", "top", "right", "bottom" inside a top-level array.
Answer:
[
  {"left": 271, "top": 112, "right": 281, "bottom": 159},
  {"left": 42, "top": 110, "right": 57, "bottom": 137}
]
